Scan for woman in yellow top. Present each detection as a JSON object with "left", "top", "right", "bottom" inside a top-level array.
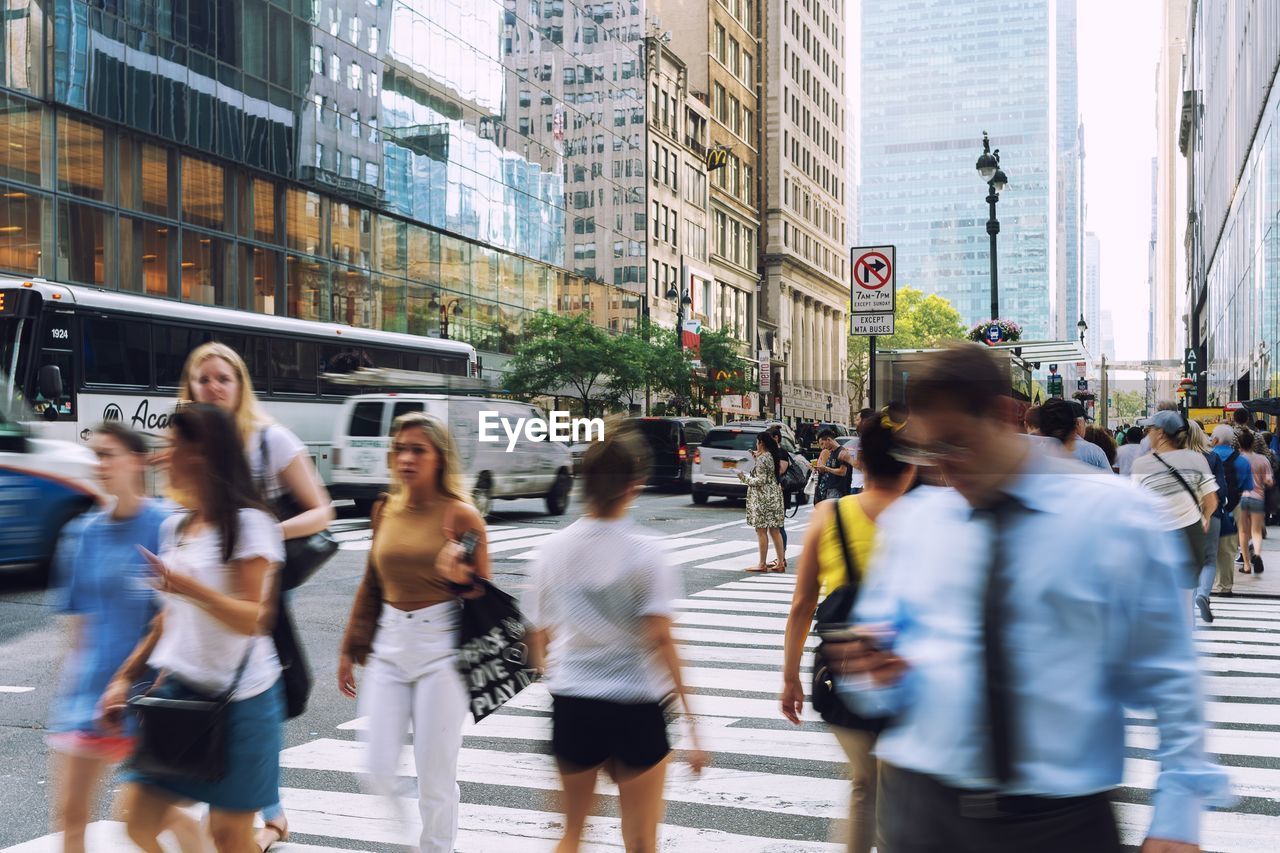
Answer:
[{"left": 780, "top": 411, "right": 915, "bottom": 853}]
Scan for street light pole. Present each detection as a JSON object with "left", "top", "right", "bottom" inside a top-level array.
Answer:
[{"left": 975, "top": 131, "right": 1008, "bottom": 322}]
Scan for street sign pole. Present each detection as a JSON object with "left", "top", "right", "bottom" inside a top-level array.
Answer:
[
  {"left": 869, "top": 336, "right": 877, "bottom": 409},
  {"left": 851, "top": 245, "right": 896, "bottom": 409}
]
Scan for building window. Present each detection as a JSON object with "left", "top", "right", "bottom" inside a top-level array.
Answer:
[
  {"left": 349, "top": 62, "right": 363, "bottom": 90},
  {"left": 310, "top": 45, "right": 323, "bottom": 75},
  {"left": 330, "top": 55, "right": 340, "bottom": 82}
]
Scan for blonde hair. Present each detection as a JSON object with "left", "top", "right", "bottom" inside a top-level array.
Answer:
[
  {"left": 1186, "top": 419, "right": 1210, "bottom": 454},
  {"left": 178, "top": 342, "right": 271, "bottom": 445},
  {"left": 386, "top": 412, "right": 470, "bottom": 508}
]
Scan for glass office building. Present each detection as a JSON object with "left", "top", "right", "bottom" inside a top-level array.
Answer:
[
  {"left": 0, "top": 0, "right": 645, "bottom": 370},
  {"left": 1184, "top": 1, "right": 1280, "bottom": 403},
  {"left": 859, "top": 0, "right": 1080, "bottom": 342}
]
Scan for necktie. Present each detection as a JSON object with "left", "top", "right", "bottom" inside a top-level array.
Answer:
[{"left": 975, "top": 495, "right": 1021, "bottom": 787}]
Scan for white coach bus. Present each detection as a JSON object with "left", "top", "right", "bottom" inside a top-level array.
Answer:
[{"left": 0, "top": 279, "right": 480, "bottom": 484}]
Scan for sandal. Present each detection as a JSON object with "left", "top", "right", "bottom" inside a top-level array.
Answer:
[
  {"left": 744, "top": 565, "right": 771, "bottom": 573},
  {"left": 771, "top": 562, "right": 788, "bottom": 573},
  {"left": 256, "top": 819, "right": 288, "bottom": 852}
]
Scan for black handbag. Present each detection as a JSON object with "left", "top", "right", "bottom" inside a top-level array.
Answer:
[
  {"left": 810, "top": 498, "right": 885, "bottom": 733},
  {"left": 127, "top": 650, "right": 253, "bottom": 783},
  {"left": 456, "top": 579, "right": 539, "bottom": 723},
  {"left": 258, "top": 429, "right": 338, "bottom": 590},
  {"left": 779, "top": 452, "right": 811, "bottom": 493}
]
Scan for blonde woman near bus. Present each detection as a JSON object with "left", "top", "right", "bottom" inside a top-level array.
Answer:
[{"left": 338, "top": 412, "right": 490, "bottom": 853}]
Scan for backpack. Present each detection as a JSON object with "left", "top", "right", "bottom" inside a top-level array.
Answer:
[{"left": 1221, "top": 449, "right": 1244, "bottom": 515}]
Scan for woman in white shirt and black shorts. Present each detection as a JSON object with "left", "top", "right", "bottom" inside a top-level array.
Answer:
[
  {"left": 526, "top": 424, "right": 707, "bottom": 852},
  {"left": 101, "top": 403, "right": 285, "bottom": 853}
]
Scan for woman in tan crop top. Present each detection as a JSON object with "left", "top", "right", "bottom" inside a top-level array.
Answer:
[{"left": 337, "top": 413, "right": 489, "bottom": 853}]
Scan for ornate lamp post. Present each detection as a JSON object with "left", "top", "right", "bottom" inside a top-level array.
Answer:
[{"left": 975, "top": 131, "right": 1009, "bottom": 322}]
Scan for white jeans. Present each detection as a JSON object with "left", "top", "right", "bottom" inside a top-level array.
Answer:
[{"left": 360, "top": 601, "right": 468, "bottom": 853}]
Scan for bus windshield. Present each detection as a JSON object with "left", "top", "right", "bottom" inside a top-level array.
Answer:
[{"left": 0, "top": 316, "right": 32, "bottom": 405}]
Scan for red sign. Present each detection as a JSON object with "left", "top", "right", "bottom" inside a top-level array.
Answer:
[
  {"left": 853, "top": 251, "right": 893, "bottom": 289},
  {"left": 1225, "top": 401, "right": 1245, "bottom": 411}
]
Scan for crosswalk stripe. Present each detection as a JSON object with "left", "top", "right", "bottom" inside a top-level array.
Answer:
[
  {"left": 1127, "top": 725, "right": 1280, "bottom": 760},
  {"left": 279, "top": 790, "right": 844, "bottom": 852},
  {"left": 510, "top": 536, "right": 715, "bottom": 561},
  {"left": 674, "top": 597, "right": 794, "bottom": 614},
  {"left": 486, "top": 527, "right": 557, "bottom": 543},
  {"left": 691, "top": 589, "right": 798, "bottom": 602}
]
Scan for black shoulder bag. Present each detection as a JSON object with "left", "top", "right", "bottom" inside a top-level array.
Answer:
[
  {"left": 127, "top": 648, "right": 253, "bottom": 783},
  {"left": 456, "top": 579, "right": 540, "bottom": 723},
  {"left": 259, "top": 428, "right": 338, "bottom": 591},
  {"left": 809, "top": 497, "right": 886, "bottom": 732}
]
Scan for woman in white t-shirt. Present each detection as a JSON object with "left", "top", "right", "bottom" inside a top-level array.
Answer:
[
  {"left": 179, "top": 341, "right": 333, "bottom": 849},
  {"left": 101, "top": 403, "right": 285, "bottom": 853},
  {"left": 1130, "top": 410, "right": 1219, "bottom": 583},
  {"left": 526, "top": 426, "right": 707, "bottom": 852}
]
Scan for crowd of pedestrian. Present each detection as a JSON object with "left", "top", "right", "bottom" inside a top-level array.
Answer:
[{"left": 41, "top": 338, "right": 1274, "bottom": 853}]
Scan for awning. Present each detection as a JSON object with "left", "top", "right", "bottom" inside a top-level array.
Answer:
[
  {"left": 984, "top": 339, "right": 1087, "bottom": 364},
  {"left": 1243, "top": 397, "right": 1280, "bottom": 416}
]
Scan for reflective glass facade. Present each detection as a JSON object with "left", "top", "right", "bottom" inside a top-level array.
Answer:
[
  {"left": 0, "top": 0, "right": 644, "bottom": 360},
  {"left": 1186, "top": 1, "right": 1280, "bottom": 402},
  {"left": 860, "top": 0, "right": 1077, "bottom": 342}
]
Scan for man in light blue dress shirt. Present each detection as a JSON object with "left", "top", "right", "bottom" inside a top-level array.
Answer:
[{"left": 832, "top": 344, "right": 1230, "bottom": 853}]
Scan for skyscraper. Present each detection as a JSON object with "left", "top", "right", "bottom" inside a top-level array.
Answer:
[
  {"left": 759, "top": 0, "right": 850, "bottom": 422},
  {"left": 859, "top": 0, "right": 1081, "bottom": 342}
]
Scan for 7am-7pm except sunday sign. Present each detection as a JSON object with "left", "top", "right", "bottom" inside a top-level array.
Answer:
[{"left": 850, "top": 244, "right": 896, "bottom": 335}]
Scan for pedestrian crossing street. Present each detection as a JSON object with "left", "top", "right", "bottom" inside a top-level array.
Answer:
[{"left": 9, "top": 576, "right": 1280, "bottom": 852}]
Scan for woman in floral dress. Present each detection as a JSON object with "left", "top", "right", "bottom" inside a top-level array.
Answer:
[{"left": 741, "top": 432, "right": 787, "bottom": 572}]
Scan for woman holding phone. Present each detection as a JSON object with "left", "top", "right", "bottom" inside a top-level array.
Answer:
[
  {"left": 100, "top": 404, "right": 284, "bottom": 853},
  {"left": 740, "top": 431, "right": 787, "bottom": 572},
  {"left": 338, "top": 412, "right": 489, "bottom": 853}
]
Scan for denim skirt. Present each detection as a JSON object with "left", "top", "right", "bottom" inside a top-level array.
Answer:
[{"left": 123, "top": 678, "right": 283, "bottom": 811}]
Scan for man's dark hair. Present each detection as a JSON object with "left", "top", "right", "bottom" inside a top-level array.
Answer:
[
  {"left": 94, "top": 421, "right": 149, "bottom": 455},
  {"left": 1039, "top": 398, "right": 1076, "bottom": 443},
  {"left": 816, "top": 427, "right": 837, "bottom": 440},
  {"left": 858, "top": 408, "right": 874, "bottom": 421},
  {"left": 1255, "top": 419, "right": 1267, "bottom": 431},
  {"left": 1233, "top": 408, "right": 1251, "bottom": 426},
  {"left": 1125, "top": 426, "right": 1143, "bottom": 445},
  {"left": 1024, "top": 405, "right": 1042, "bottom": 431},
  {"left": 905, "top": 343, "right": 1006, "bottom": 416}
]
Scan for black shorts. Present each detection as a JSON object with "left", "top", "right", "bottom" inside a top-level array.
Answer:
[{"left": 550, "top": 695, "right": 670, "bottom": 771}]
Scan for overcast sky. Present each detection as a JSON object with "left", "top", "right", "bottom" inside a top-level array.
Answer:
[{"left": 1078, "top": 0, "right": 1163, "bottom": 360}]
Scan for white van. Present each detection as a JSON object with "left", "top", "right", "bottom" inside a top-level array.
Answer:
[{"left": 329, "top": 394, "right": 574, "bottom": 518}]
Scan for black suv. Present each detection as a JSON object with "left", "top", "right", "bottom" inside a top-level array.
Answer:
[{"left": 628, "top": 417, "right": 714, "bottom": 489}]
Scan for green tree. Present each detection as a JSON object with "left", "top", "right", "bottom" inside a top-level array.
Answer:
[
  {"left": 1111, "top": 389, "right": 1146, "bottom": 423},
  {"left": 502, "top": 312, "right": 616, "bottom": 416},
  {"left": 846, "top": 287, "right": 967, "bottom": 406}
]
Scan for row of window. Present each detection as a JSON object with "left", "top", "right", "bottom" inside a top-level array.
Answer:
[
  {"left": 651, "top": 202, "right": 681, "bottom": 251},
  {"left": 711, "top": 83, "right": 756, "bottom": 143},
  {"left": 652, "top": 142, "right": 680, "bottom": 193},
  {"left": 713, "top": 24, "right": 756, "bottom": 88},
  {"left": 713, "top": 153, "right": 755, "bottom": 209},
  {"left": 713, "top": 209, "right": 757, "bottom": 271},
  {"left": 78, "top": 314, "right": 465, "bottom": 394}
]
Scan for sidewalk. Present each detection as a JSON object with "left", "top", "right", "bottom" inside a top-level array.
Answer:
[{"left": 1224, "top": 521, "right": 1280, "bottom": 597}]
